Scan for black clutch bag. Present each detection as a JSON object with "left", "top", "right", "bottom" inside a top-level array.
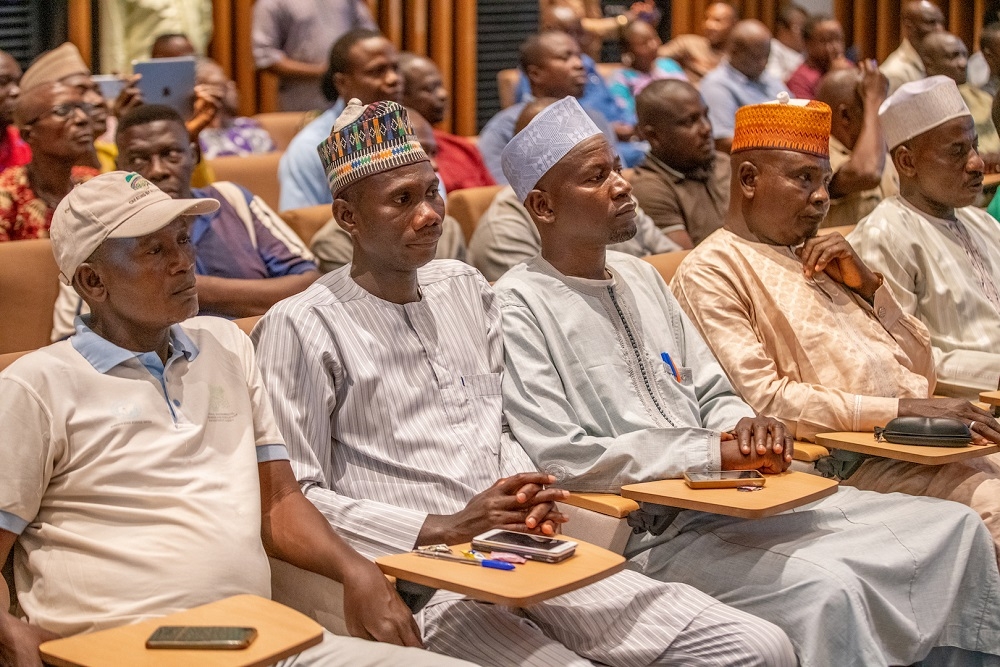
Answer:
[{"left": 875, "top": 417, "right": 972, "bottom": 447}]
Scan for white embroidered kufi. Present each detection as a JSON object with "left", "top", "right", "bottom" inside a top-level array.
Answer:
[
  {"left": 501, "top": 96, "right": 603, "bottom": 202},
  {"left": 879, "top": 75, "right": 971, "bottom": 150}
]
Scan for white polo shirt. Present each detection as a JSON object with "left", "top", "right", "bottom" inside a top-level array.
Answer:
[{"left": 0, "top": 316, "right": 287, "bottom": 636}]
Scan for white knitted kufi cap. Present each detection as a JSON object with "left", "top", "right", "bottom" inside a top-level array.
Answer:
[
  {"left": 879, "top": 75, "right": 971, "bottom": 150},
  {"left": 500, "top": 96, "right": 603, "bottom": 202}
]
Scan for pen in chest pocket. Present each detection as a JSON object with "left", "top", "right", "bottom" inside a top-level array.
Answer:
[{"left": 660, "top": 352, "right": 681, "bottom": 382}]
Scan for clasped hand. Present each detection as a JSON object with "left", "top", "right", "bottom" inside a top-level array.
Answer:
[
  {"left": 795, "top": 233, "right": 881, "bottom": 301},
  {"left": 721, "top": 416, "right": 794, "bottom": 474}
]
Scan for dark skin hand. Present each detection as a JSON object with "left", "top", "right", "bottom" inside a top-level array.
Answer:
[
  {"left": 416, "top": 473, "right": 570, "bottom": 546},
  {"left": 720, "top": 416, "right": 794, "bottom": 474},
  {"left": 0, "top": 530, "right": 59, "bottom": 667},
  {"left": 112, "top": 74, "right": 144, "bottom": 118},
  {"left": 795, "top": 232, "right": 882, "bottom": 301},
  {"left": 898, "top": 398, "right": 1000, "bottom": 445}
]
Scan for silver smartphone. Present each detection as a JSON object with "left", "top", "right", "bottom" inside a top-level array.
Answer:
[
  {"left": 145, "top": 625, "right": 257, "bottom": 650},
  {"left": 133, "top": 56, "right": 196, "bottom": 118},
  {"left": 684, "top": 470, "right": 766, "bottom": 489},
  {"left": 471, "top": 529, "right": 577, "bottom": 563}
]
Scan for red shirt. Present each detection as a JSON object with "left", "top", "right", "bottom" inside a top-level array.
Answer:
[
  {"left": 0, "top": 126, "right": 30, "bottom": 173},
  {"left": 0, "top": 165, "right": 98, "bottom": 242},
  {"left": 434, "top": 130, "right": 495, "bottom": 193},
  {"left": 786, "top": 62, "right": 824, "bottom": 99}
]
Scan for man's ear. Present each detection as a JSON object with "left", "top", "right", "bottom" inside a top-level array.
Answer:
[
  {"left": 18, "top": 124, "right": 30, "bottom": 143},
  {"left": 73, "top": 264, "right": 108, "bottom": 305},
  {"left": 636, "top": 121, "right": 655, "bottom": 145},
  {"left": 524, "top": 189, "right": 555, "bottom": 226},
  {"left": 332, "top": 198, "right": 358, "bottom": 238},
  {"left": 332, "top": 72, "right": 348, "bottom": 98},
  {"left": 524, "top": 64, "right": 542, "bottom": 88},
  {"left": 737, "top": 161, "right": 759, "bottom": 199},
  {"left": 892, "top": 144, "right": 916, "bottom": 178}
]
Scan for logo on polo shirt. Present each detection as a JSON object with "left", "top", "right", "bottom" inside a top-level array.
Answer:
[
  {"left": 207, "top": 385, "right": 237, "bottom": 423},
  {"left": 110, "top": 400, "right": 151, "bottom": 427}
]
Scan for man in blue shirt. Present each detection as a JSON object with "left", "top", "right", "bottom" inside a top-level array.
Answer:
[
  {"left": 278, "top": 29, "right": 403, "bottom": 210},
  {"left": 52, "top": 104, "right": 320, "bottom": 339},
  {"left": 479, "top": 31, "right": 645, "bottom": 183},
  {"left": 700, "top": 20, "right": 788, "bottom": 152}
]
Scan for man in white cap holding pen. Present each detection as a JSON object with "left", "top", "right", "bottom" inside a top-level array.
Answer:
[
  {"left": 495, "top": 94, "right": 1000, "bottom": 667},
  {"left": 253, "top": 98, "right": 797, "bottom": 667},
  {"left": 848, "top": 75, "right": 1000, "bottom": 399},
  {"left": 0, "top": 171, "right": 472, "bottom": 666}
]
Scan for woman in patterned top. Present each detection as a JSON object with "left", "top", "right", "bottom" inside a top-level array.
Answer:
[{"left": 608, "top": 20, "right": 685, "bottom": 125}]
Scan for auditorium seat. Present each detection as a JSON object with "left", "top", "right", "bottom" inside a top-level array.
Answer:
[
  {"left": 208, "top": 152, "right": 284, "bottom": 211},
  {"left": 280, "top": 205, "right": 333, "bottom": 246},
  {"left": 447, "top": 184, "right": 504, "bottom": 242},
  {"left": 641, "top": 249, "right": 691, "bottom": 283},
  {"left": 497, "top": 68, "right": 521, "bottom": 109},
  {"left": 0, "top": 239, "right": 61, "bottom": 355},
  {"left": 253, "top": 112, "right": 310, "bottom": 151}
]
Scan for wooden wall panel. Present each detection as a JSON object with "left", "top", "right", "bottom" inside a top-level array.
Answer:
[{"left": 68, "top": 0, "right": 92, "bottom": 69}]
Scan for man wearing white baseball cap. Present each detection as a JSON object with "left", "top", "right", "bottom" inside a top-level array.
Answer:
[
  {"left": 0, "top": 171, "right": 473, "bottom": 666},
  {"left": 848, "top": 75, "right": 1000, "bottom": 399}
]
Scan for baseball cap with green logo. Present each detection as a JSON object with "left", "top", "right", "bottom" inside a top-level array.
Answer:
[{"left": 50, "top": 171, "right": 219, "bottom": 284}]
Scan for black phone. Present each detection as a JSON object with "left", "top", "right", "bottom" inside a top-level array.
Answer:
[{"left": 145, "top": 625, "right": 258, "bottom": 650}]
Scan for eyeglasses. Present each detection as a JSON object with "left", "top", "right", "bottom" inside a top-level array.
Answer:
[{"left": 23, "top": 101, "right": 94, "bottom": 126}]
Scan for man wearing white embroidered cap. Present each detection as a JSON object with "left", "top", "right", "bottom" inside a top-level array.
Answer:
[
  {"left": 496, "top": 95, "right": 1000, "bottom": 667},
  {"left": 0, "top": 171, "right": 472, "bottom": 666},
  {"left": 848, "top": 75, "right": 1000, "bottom": 399}
]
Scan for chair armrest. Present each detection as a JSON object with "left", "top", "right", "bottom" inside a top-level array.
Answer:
[
  {"left": 793, "top": 441, "right": 830, "bottom": 463},
  {"left": 560, "top": 493, "right": 639, "bottom": 518}
]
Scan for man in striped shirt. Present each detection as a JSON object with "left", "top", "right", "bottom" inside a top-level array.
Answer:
[{"left": 253, "top": 98, "right": 796, "bottom": 666}]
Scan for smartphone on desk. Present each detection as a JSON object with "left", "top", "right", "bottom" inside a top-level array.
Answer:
[
  {"left": 684, "top": 470, "right": 766, "bottom": 489},
  {"left": 132, "top": 56, "right": 196, "bottom": 118},
  {"left": 472, "top": 529, "right": 577, "bottom": 563},
  {"left": 146, "top": 625, "right": 258, "bottom": 650}
]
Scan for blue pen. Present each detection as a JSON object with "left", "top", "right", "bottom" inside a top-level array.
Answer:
[
  {"left": 660, "top": 352, "right": 681, "bottom": 382},
  {"left": 412, "top": 550, "right": 516, "bottom": 570}
]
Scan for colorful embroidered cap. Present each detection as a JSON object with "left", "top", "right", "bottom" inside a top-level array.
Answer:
[
  {"left": 731, "top": 92, "right": 832, "bottom": 157},
  {"left": 501, "top": 96, "right": 604, "bottom": 202},
  {"left": 317, "top": 98, "right": 428, "bottom": 197},
  {"left": 50, "top": 171, "right": 218, "bottom": 284},
  {"left": 20, "top": 43, "right": 91, "bottom": 94},
  {"left": 879, "top": 75, "right": 971, "bottom": 150}
]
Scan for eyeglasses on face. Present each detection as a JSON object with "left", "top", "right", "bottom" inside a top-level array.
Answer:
[{"left": 24, "top": 101, "right": 95, "bottom": 126}]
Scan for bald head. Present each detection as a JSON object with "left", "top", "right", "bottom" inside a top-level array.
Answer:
[
  {"left": 636, "top": 79, "right": 715, "bottom": 171},
  {"left": 902, "top": 1, "right": 944, "bottom": 45},
  {"left": 727, "top": 20, "right": 772, "bottom": 80},
  {"left": 816, "top": 69, "right": 865, "bottom": 148},
  {"left": 514, "top": 97, "right": 558, "bottom": 134},
  {"left": 705, "top": 3, "right": 738, "bottom": 49},
  {"left": 920, "top": 32, "right": 968, "bottom": 84},
  {"left": 399, "top": 53, "right": 448, "bottom": 124}
]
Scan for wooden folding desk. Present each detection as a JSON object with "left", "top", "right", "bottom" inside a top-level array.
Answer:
[
  {"left": 620, "top": 471, "right": 838, "bottom": 520},
  {"left": 980, "top": 391, "right": 1000, "bottom": 408},
  {"left": 815, "top": 431, "right": 999, "bottom": 465},
  {"left": 376, "top": 538, "right": 625, "bottom": 606},
  {"left": 39, "top": 595, "right": 323, "bottom": 667}
]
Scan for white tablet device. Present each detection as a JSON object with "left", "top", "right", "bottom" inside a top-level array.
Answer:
[{"left": 133, "top": 56, "right": 196, "bottom": 118}]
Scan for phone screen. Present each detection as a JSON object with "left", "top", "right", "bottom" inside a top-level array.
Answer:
[
  {"left": 484, "top": 531, "right": 566, "bottom": 551},
  {"left": 687, "top": 471, "right": 762, "bottom": 482}
]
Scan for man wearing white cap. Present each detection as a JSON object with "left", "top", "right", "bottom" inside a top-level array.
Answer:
[
  {"left": 254, "top": 98, "right": 797, "bottom": 667},
  {"left": 0, "top": 171, "right": 473, "bottom": 666},
  {"left": 495, "top": 95, "right": 1000, "bottom": 667},
  {"left": 848, "top": 75, "right": 1000, "bottom": 398}
]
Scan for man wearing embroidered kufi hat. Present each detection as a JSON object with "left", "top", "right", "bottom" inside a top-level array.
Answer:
[
  {"left": 847, "top": 75, "right": 1000, "bottom": 399},
  {"left": 494, "top": 94, "right": 1000, "bottom": 667},
  {"left": 673, "top": 88, "right": 1000, "bottom": 569},
  {"left": 252, "top": 97, "right": 799, "bottom": 666}
]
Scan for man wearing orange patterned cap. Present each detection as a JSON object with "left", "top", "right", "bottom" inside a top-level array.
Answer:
[
  {"left": 672, "top": 92, "right": 1000, "bottom": 562},
  {"left": 496, "top": 95, "right": 1000, "bottom": 667}
]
